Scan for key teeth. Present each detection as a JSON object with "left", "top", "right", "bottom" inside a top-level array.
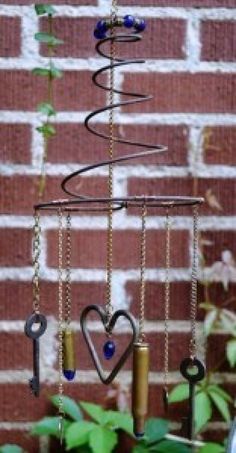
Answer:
[{"left": 29, "top": 377, "right": 40, "bottom": 397}]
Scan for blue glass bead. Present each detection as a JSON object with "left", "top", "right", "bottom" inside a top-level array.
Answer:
[
  {"left": 134, "top": 18, "right": 146, "bottom": 32},
  {"left": 124, "top": 14, "right": 135, "bottom": 28},
  {"left": 63, "top": 369, "right": 76, "bottom": 381},
  {"left": 135, "top": 432, "right": 144, "bottom": 439},
  {"left": 103, "top": 340, "right": 115, "bottom": 360},
  {"left": 96, "top": 20, "right": 108, "bottom": 33},
  {"left": 94, "top": 28, "right": 106, "bottom": 40}
]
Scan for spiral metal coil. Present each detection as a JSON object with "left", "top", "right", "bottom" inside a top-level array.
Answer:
[{"left": 35, "top": 32, "right": 203, "bottom": 211}]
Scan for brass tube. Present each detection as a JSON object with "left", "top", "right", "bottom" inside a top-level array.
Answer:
[
  {"left": 63, "top": 328, "right": 76, "bottom": 381},
  {"left": 132, "top": 342, "right": 149, "bottom": 438}
]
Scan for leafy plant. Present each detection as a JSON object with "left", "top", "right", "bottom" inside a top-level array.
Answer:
[
  {"left": 33, "top": 4, "right": 63, "bottom": 196},
  {"left": 0, "top": 446, "right": 24, "bottom": 453}
]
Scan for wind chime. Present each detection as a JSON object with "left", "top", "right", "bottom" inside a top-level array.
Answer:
[{"left": 24, "top": 0, "right": 205, "bottom": 445}]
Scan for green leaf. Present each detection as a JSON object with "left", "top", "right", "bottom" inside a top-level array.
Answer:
[
  {"left": 209, "top": 390, "right": 231, "bottom": 422},
  {"left": 226, "top": 339, "right": 236, "bottom": 367},
  {"left": 36, "top": 123, "right": 56, "bottom": 138},
  {"left": 0, "top": 446, "right": 23, "bottom": 453},
  {"left": 49, "top": 63, "right": 63, "bottom": 78},
  {"left": 31, "top": 416, "right": 69, "bottom": 437},
  {"left": 200, "top": 303, "right": 215, "bottom": 311},
  {"left": 50, "top": 395, "right": 83, "bottom": 421},
  {"left": 204, "top": 309, "right": 218, "bottom": 335},
  {"left": 145, "top": 418, "right": 169, "bottom": 444},
  {"left": 34, "top": 32, "right": 64, "bottom": 46},
  {"left": 149, "top": 439, "right": 190, "bottom": 453},
  {"left": 207, "top": 385, "right": 232, "bottom": 403},
  {"left": 195, "top": 392, "right": 212, "bottom": 433},
  {"left": 103, "top": 410, "right": 133, "bottom": 435},
  {"left": 32, "top": 67, "right": 50, "bottom": 77},
  {"left": 35, "top": 4, "right": 56, "bottom": 15},
  {"left": 80, "top": 402, "right": 105, "bottom": 424},
  {"left": 198, "top": 443, "right": 225, "bottom": 453},
  {"left": 168, "top": 384, "right": 189, "bottom": 403},
  {"left": 89, "top": 426, "right": 118, "bottom": 453},
  {"left": 66, "top": 421, "right": 96, "bottom": 449},
  {"left": 132, "top": 445, "right": 148, "bottom": 453},
  {"left": 37, "top": 102, "right": 56, "bottom": 117}
]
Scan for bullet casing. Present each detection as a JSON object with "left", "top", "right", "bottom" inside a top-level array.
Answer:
[
  {"left": 63, "top": 329, "right": 76, "bottom": 372},
  {"left": 132, "top": 342, "right": 150, "bottom": 437}
]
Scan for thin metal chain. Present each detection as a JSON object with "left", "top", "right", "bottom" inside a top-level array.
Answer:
[
  {"left": 164, "top": 208, "right": 171, "bottom": 390},
  {"left": 57, "top": 209, "right": 64, "bottom": 443},
  {"left": 105, "top": 2, "right": 117, "bottom": 321},
  {"left": 65, "top": 213, "right": 72, "bottom": 325},
  {"left": 139, "top": 204, "right": 147, "bottom": 343},
  {"left": 190, "top": 205, "right": 199, "bottom": 359},
  {"left": 32, "top": 210, "right": 41, "bottom": 314}
]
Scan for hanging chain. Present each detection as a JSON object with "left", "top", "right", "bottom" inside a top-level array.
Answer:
[
  {"left": 65, "top": 213, "right": 72, "bottom": 325},
  {"left": 57, "top": 209, "right": 65, "bottom": 443},
  {"left": 139, "top": 204, "right": 147, "bottom": 343},
  {"left": 164, "top": 208, "right": 171, "bottom": 391},
  {"left": 105, "top": 0, "right": 118, "bottom": 322},
  {"left": 190, "top": 205, "right": 199, "bottom": 360},
  {"left": 32, "top": 210, "right": 41, "bottom": 315}
]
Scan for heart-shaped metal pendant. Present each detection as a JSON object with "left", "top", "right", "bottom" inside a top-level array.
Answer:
[{"left": 80, "top": 304, "right": 138, "bottom": 384}]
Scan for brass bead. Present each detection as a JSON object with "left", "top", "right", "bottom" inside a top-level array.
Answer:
[
  {"left": 132, "top": 342, "right": 149, "bottom": 438},
  {"left": 62, "top": 328, "right": 76, "bottom": 380}
]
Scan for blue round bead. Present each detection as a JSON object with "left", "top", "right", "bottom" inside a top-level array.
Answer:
[
  {"left": 124, "top": 14, "right": 135, "bottom": 28},
  {"left": 134, "top": 18, "right": 146, "bottom": 32},
  {"left": 96, "top": 19, "right": 108, "bottom": 33},
  {"left": 94, "top": 28, "right": 106, "bottom": 40},
  {"left": 63, "top": 369, "right": 76, "bottom": 381},
  {"left": 135, "top": 432, "right": 144, "bottom": 439},
  {"left": 103, "top": 340, "right": 115, "bottom": 360}
]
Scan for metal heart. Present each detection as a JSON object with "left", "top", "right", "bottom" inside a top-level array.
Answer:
[{"left": 80, "top": 304, "right": 138, "bottom": 384}]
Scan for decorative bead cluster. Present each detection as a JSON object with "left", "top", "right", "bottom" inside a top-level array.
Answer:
[{"left": 94, "top": 15, "right": 146, "bottom": 39}]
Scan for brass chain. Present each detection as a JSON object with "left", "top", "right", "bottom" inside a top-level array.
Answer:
[
  {"left": 105, "top": 1, "right": 117, "bottom": 322},
  {"left": 164, "top": 208, "right": 171, "bottom": 391},
  {"left": 57, "top": 209, "right": 65, "bottom": 443},
  {"left": 139, "top": 204, "right": 147, "bottom": 343},
  {"left": 32, "top": 210, "right": 41, "bottom": 314},
  {"left": 190, "top": 205, "right": 199, "bottom": 360},
  {"left": 65, "top": 212, "right": 72, "bottom": 325}
]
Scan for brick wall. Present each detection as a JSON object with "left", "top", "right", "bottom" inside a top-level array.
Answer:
[{"left": 0, "top": 1, "right": 235, "bottom": 451}]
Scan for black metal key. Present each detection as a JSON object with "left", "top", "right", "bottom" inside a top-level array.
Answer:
[
  {"left": 24, "top": 313, "right": 47, "bottom": 397},
  {"left": 180, "top": 357, "right": 205, "bottom": 440}
]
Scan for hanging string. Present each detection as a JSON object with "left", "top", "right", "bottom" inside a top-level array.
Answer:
[
  {"left": 32, "top": 210, "right": 41, "bottom": 315},
  {"left": 57, "top": 209, "right": 65, "bottom": 444},
  {"left": 190, "top": 205, "right": 199, "bottom": 360},
  {"left": 138, "top": 204, "right": 147, "bottom": 343},
  {"left": 164, "top": 208, "right": 171, "bottom": 400},
  {"left": 65, "top": 212, "right": 72, "bottom": 325}
]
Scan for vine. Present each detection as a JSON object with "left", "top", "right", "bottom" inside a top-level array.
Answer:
[{"left": 33, "top": 4, "right": 63, "bottom": 196}]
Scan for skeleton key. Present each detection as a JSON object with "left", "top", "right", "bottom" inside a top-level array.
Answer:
[
  {"left": 180, "top": 357, "right": 205, "bottom": 440},
  {"left": 24, "top": 313, "right": 47, "bottom": 397}
]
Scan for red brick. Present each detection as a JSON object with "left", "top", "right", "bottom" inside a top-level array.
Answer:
[
  {"left": 40, "top": 17, "right": 185, "bottom": 60},
  {"left": 0, "top": 281, "right": 106, "bottom": 320},
  {"left": 119, "top": 0, "right": 236, "bottom": 5},
  {"left": 201, "top": 20, "right": 236, "bottom": 62},
  {"left": 203, "top": 126, "right": 236, "bottom": 165},
  {"left": 47, "top": 229, "right": 189, "bottom": 269},
  {"left": 0, "top": 17, "right": 21, "bottom": 57},
  {"left": 0, "top": 431, "right": 38, "bottom": 453},
  {"left": 123, "top": 73, "right": 236, "bottom": 113},
  {"left": 0, "top": 175, "right": 107, "bottom": 215},
  {"left": 0, "top": 70, "right": 105, "bottom": 111},
  {"left": 0, "top": 229, "right": 31, "bottom": 267},
  {"left": 0, "top": 333, "right": 31, "bottom": 370},
  {"left": 207, "top": 334, "right": 232, "bottom": 372},
  {"left": 47, "top": 123, "right": 188, "bottom": 166},
  {"left": 0, "top": 124, "right": 31, "bottom": 164},
  {"left": 0, "top": 383, "right": 108, "bottom": 421},
  {"left": 75, "top": 331, "right": 190, "bottom": 372},
  {"left": 202, "top": 230, "right": 236, "bottom": 266},
  {"left": 128, "top": 177, "right": 236, "bottom": 216},
  {"left": 127, "top": 281, "right": 193, "bottom": 320}
]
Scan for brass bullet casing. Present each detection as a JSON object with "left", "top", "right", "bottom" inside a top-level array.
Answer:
[
  {"left": 63, "top": 328, "right": 76, "bottom": 381},
  {"left": 132, "top": 342, "right": 150, "bottom": 438}
]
